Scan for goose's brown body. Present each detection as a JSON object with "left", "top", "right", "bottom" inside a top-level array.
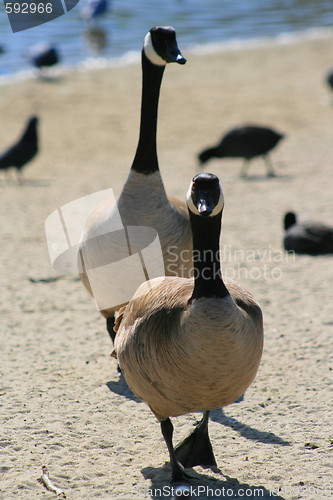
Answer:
[{"left": 114, "top": 276, "right": 263, "bottom": 421}]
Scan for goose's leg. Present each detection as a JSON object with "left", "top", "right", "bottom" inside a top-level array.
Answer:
[
  {"left": 239, "top": 159, "right": 250, "bottom": 177},
  {"left": 161, "top": 418, "right": 192, "bottom": 484},
  {"left": 264, "top": 155, "right": 276, "bottom": 177},
  {"left": 107, "top": 316, "right": 122, "bottom": 373},
  {"left": 175, "top": 410, "right": 217, "bottom": 468}
]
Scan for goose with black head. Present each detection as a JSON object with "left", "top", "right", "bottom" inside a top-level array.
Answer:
[
  {"left": 113, "top": 173, "right": 264, "bottom": 487},
  {"left": 79, "top": 27, "right": 192, "bottom": 341}
]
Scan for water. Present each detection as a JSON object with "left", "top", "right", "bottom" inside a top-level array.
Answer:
[{"left": 0, "top": 0, "right": 333, "bottom": 78}]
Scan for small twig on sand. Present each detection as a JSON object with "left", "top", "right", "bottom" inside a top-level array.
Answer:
[{"left": 38, "top": 466, "right": 66, "bottom": 498}]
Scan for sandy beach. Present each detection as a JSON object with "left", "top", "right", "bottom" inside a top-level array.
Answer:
[{"left": 1, "top": 32, "right": 333, "bottom": 499}]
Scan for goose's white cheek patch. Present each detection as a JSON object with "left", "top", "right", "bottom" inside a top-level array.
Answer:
[
  {"left": 143, "top": 32, "right": 167, "bottom": 67},
  {"left": 186, "top": 186, "right": 224, "bottom": 217}
]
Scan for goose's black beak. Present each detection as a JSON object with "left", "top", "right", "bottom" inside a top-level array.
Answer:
[
  {"left": 149, "top": 26, "right": 187, "bottom": 65},
  {"left": 196, "top": 193, "right": 215, "bottom": 216},
  {"left": 188, "top": 173, "right": 223, "bottom": 217},
  {"left": 164, "top": 44, "right": 186, "bottom": 65}
]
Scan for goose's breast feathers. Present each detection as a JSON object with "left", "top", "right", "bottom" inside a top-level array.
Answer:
[{"left": 113, "top": 276, "right": 263, "bottom": 420}]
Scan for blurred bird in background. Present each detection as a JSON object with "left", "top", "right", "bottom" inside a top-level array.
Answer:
[
  {"left": 325, "top": 67, "right": 333, "bottom": 91},
  {"left": 81, "top": 0, "right": 110, "bottom": 22},
  {"left": 30, "top": 43, "right": 59, "bottom": 69},
  {"left": 198, "top": 124, "right": 285, "bottom": 177},
  {"left": 283, "top": 211, "right": 333, "bottom": 255},
  {"left": 0, "top": 116, "right": 39, "bottom": 184}
]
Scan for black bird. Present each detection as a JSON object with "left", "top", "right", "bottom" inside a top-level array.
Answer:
[
  {"left": 325, "top": 68, "right": 333, "bottom": 90},
  {"left": 198, "top": 124, "right": 284, "bottom": 177},
  {"left": 29, "top": 43, "right": 60, "bottom": 70},
  {"left": 283, "top": 211, "right": 333, "bottom": 255},
  {"left": 0, "top": 116, "right": 39, "bottom": 183}
]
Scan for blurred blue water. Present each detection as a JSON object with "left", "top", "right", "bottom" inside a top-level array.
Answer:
[{"left": 0, "top": 0, "right": 333, "bottom": 77}]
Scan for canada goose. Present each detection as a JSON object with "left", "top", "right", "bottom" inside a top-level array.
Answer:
[
  {"left": 0, "top": 116, "right": 38, "bottom": 183},
  {"left": 79, "top": 27, "right": 192, "bottom": 342},
  {"left": 198, "top": 124, "right": 284, "bottom": 177},
  {"left": 283, "top": 211, "right": 333, "bottom": 255},
  {"left": 112, "top": 172, "right": 264, "bottom": 486}
]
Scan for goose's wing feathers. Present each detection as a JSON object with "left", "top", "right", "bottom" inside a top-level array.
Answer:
[
  {"left": 168, "top": 195, "right": 190, "bottom": 220},
  {"left": 225, "top": 278, "right": 263, "bottom": 325},
  {"left": 113, "top": 305, "right": 127, "bottom": 334},
  {"left": 114, "top": 277, "right": 192, "bottom": 332},
  {"left": 114, "top": 276, "right": 263, "bottom": 347}
]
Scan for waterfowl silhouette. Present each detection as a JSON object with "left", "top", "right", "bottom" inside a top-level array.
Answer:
[
  {"left": 0, "top": 116, "right": 38, "bottom": 183},
  {"left": 113, "top": 173, "right": 264, "bottom": 487},
  {"left": 198, "top": 124, "right": 284, "bottom": 177},
  {"left": 283, "top": 211, "right": 333, "bottom": 254}
]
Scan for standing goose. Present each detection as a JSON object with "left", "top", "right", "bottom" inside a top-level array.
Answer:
[
  {"left": 283, "top": 211, "right": 333, "bottom": 254},
  {"left": 79, "top": 27, "right": 192, "bottom": 340},
  {"left": 113, "top": 173, "right": 264, "bottom": 486},
  {"left": 198, "top": 124, "right": 284, "bottom": 177}
]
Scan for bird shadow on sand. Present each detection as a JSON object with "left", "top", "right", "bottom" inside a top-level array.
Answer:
[
  {"left": 209, "top": 408, "right": 290, "bottom": 447},
  {"left": 19, "top": 178, "right": 52, "bottom": 186},
  {"left": 240, "top": 173, "right": 292, "bottom": 182},
  {"left": 141, "top": 465, "right": 286, "bottom": 500},
  {"left": 105, "top": 378, "right": 289, "bottom": 447},
  {"left": 106, "top": 374, "right": 142, "bottom": 404},
  {"left": 31, "top": 69, "right": 64, "bottom": 83},
  {"left": 0, "top": 177, "right": 51, "bottom": 187}
]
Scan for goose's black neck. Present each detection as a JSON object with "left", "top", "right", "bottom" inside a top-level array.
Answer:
[
  {"left": 131, "top": 50, "right": 165, "bottom": 175},
  {"left": 189, "top": 211, "right": 229, "bottom": 301}
]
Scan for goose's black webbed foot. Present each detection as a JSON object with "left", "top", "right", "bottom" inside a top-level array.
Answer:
[{"left": 174, "top": 411, "right": 216, "bottom": 468}]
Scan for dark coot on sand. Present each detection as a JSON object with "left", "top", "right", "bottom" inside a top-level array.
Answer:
[
  {"left": 198, "top": 124, "right": 284, "bottom": 177},
  {"left": 283, "top": 211, "right": 333, "bottom": 255},
  {"left": 29, "top": 43, "right": 60, "bottom": 69},
  {"left": 325, "top": 68, "right": 333, "bottom": 90},
  {"left": 0, "top": 116, "right": 39, "bottom": 183}
]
